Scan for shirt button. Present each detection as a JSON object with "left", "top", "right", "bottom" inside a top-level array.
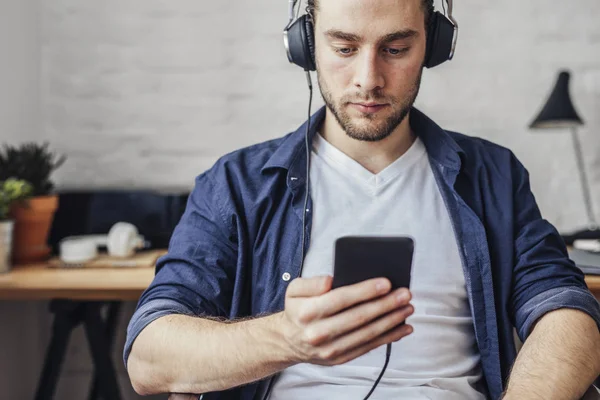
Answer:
[{"left": 282, "top": 272, "right": 291, "bottom": 282}]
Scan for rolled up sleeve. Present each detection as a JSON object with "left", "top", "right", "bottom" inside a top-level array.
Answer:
[
  {"left": 515, "top": 286, "right": 600, "bottom": 342},
  {"left": 123, "top": 299, "right": 196, "bottom": 366},
  {"left": 509, "top": 154, "right": 600, "bottom": 342},
  {"left": 123, "top": 171, "right": 237, "bottom": 367}
]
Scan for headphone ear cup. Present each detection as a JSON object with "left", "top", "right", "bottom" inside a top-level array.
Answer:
[
  {"left": 303, "top": 16, "right": 316, "bottom": 70},
  {"left": 424, "top": 11, "right": 455, "bottom": 69},
  {"left": 107, "top": 222, "right": 140, "bottom": 257},
  {"left": 284, "top": 14, "right": 317, "bottom": 71}
]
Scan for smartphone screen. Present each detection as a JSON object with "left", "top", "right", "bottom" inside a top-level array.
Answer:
[{"left": 331, "top": 236, "right": 414, "bottom": 290}]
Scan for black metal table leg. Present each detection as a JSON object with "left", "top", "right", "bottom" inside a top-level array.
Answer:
[
  {"left": 88, "top": 301, "right": 122, "bottom": 400},
  {"left": 34, "top": 300, "right": 84, "bottom": 400},
  {"left": 82, "top": 302, "right": 122, "bottom": 400}
]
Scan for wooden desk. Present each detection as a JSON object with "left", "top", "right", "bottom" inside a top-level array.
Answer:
[
  {"left": 586, "top": 275, "right": 600, "bottom": 299},
  {"left": 3, "top": 261, "right": 597, "bottom": 300},
  {"left": 0, "top": 260, "right": 158, "bottom": 400},
  {"left": 0, "top": 263, "right": 155, "bottom": 301}
]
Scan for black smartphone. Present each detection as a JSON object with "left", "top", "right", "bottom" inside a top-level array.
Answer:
[{"left": 331, "top": 236, "right": 415, "bottom": 290}]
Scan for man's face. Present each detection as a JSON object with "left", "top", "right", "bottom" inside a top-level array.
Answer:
[{"left": 314, "top": 0, "right": 427, "bottom": 142}]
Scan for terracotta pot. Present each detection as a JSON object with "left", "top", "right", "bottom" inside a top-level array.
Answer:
[{"left": 10, "top": 195, "right": 59, "bottom": 264}]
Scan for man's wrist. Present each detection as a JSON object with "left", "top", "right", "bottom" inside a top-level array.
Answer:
[{"left": 254, "top": 312, "right": 300, "bottom": 367}]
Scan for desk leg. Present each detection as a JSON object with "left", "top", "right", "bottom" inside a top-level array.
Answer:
[
  {"left": 34, "top": 300, "right": 83, "bottom": 400},
  {"left": 82, "top": 303, "right": 122, "bottom": 400},
  {"left": 88, "top": 301, "right": 122, "bottom": 400}
]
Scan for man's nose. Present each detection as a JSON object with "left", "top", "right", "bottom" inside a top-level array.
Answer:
[{"left": 353, "top": 49, "right": 385, "bottom": 92}]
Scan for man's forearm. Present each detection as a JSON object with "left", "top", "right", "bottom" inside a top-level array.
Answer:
[
  {"left": 127, "top": 312, "right": 294, "bottom": 395},
  {"left": 504, "top": 308, "right": 600, "bottom": 399}
]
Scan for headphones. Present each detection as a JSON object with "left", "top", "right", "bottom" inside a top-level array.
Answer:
[
  {"left": 272, "top": 3, "right": 458, "bottom": 400},
  {"left": 283, "top": 0, "right": 458, "bottom": 71},
  {"left": 59, "top": 222, "right": 147, "bottom": 265}
]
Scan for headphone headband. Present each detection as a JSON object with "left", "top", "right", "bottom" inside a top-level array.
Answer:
[
  {"left": 444, "top": 0, "right": 458, "bottom": 60},
  {"left": 286, "top": 0, "right": 299, "bottom": 26},
  {"left": 283, "top": 0, "right": 303, "bottom": 65},
  {"left": 283, "top": 0, "right": 458, "bottom": 71}
]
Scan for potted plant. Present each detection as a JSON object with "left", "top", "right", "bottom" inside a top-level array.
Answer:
[
  {"left": 0, "top": 142, "right": 66, "bottom": 264},
  {"left": 0, "top": 179, "right": 32, "bottom": 272}
]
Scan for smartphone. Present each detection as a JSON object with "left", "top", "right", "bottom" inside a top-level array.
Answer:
[{"left": 331, "top": 236, "right": 415, "bottom": 291}]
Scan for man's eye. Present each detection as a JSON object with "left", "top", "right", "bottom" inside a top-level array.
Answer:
[
  {"left": 335, "top": 48, "right": 355, "bottom": 56},
  {"left": 385, "top": 48, "right": 409, "bottom": 56}
]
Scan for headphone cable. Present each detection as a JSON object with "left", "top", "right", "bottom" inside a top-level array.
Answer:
[
  {"left": 263, "top": 69, "right": 390, "bottom": 400},
  {"left": 300, "top": 69, "right": 312, "bottom": 274},
  {"left": 301, "top": 70, "right": 390, "bottom": 400},
  {"left": 363, "top": 344, "right": 391, "bottom": 399}
]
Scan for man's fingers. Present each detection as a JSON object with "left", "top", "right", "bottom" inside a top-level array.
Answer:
[
  {"left": 307, "top": 289, "right": 412, "bottom": 344},
  {"left": 321, "top": 305, "right": 414, "bottom": 357},
  {"left": 313, "top": 278, "right": 393, "bottom": 318},
  {"left": 286, "top": 276, "right": 333, "bottom": 298}
]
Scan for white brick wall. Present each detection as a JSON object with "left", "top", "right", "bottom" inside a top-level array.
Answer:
[
  {"left": 42, "top": 0, "right": 317, "bottom": 191},
  {"left": 2, "top": 0, "right": 600, "bottom": 399},
  {"left": 0, "top": 0, "right": 45, "bottom": 395},
  {"left": 0, "top": 0, "right": 41, "bottom": 143},
  {"left": 40, "top": 0, "right": 600, "bottom": 232}
]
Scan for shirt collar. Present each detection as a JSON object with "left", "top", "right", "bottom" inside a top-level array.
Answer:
[
  {"left": 410, "top": 107, "right": 465, "bottom": 172},
  {"left": 261, "top": 106, "right": 465, "bottom": 174},
  {"left": 261, "top": 107, "right": 326, "bottom": 173}
]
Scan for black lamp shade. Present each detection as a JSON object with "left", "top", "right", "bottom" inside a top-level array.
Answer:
[{"left": 530, "top": 70, "right": 584, "bottom": 129}]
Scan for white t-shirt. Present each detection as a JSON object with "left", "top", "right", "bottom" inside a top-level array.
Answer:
[{"left": 269, "top": 133, "right": 485, "bottom": 399}]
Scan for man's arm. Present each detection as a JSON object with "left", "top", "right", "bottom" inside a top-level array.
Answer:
[
  {"left": 506, "top": 152, "right": 600, "bottom": 397},
  {"left": 127, "top": 312, "right": 293, "bottom": 395},
  {"left": 127, "top": 276, "right": 414, "bottom": 395},
  {"left": 504, "top": 308, "right": 600, "bottom": 400}
]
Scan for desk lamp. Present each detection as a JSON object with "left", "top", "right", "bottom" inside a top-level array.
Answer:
[{"left": 529, "top": 70, "right": 598, "bottom": 243}]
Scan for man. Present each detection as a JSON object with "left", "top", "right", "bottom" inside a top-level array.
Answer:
[{"left": 124, "top": 0, "right": 600, "bottom": 399}]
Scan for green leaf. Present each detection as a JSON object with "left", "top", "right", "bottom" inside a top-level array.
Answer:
[{"left": 0, "top": 142, "right": 66, "bottom": 197}]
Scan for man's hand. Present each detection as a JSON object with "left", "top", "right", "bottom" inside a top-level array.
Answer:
[
  {"left": 279, "top": 275, "right": 414, "bottom": 366},
  {"left": 131, "top": 276, "right": 413, "bottom": 396}
]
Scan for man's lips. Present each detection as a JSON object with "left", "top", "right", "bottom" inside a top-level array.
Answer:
[{"left": 349, "top": 102, "right": 389, "bottom": 114}]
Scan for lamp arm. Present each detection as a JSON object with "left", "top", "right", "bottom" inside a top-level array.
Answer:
[{"left": 571, "top": 127, "right": 597, "bottom": 227}]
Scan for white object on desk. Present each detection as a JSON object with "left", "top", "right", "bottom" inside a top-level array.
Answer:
[
  {"left": 59, "top": 222, "right": 146, "bottom": 264},
  {"left": 573, "top": 239, "right": 600, "bottom": 253}
]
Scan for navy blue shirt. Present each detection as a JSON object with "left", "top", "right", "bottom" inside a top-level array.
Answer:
[{"left": 124, "top": 107, "right": 600, "bottom": 400}]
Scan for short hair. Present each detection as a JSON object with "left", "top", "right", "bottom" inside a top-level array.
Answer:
[{"left": 307, "top": 0, "right": 435, "bottom": 28}]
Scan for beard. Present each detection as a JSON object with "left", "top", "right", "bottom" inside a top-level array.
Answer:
[{"left": 317, "top": 68, "right": 423, "bottom": 142}]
